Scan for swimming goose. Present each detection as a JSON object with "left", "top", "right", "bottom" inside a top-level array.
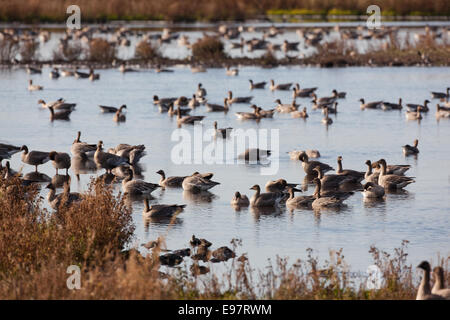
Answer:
[
  {"left": 122, "top": 168, "right": 160, "bottom": 196},
  {"left": 188, "top": 94, "right": 200, "bottom": 108},
  {"left": 364, "top": 160, "right": 380, "bottom": 184},
  {"left": 298, "top": 152, "right": 333, "bottom": 176},
  {"left": 360, "top": 99, "right": 383, "bottom": 110},
  {"left": 48, "top": 106, "right": 72, "bottom": 121},
  {"left": 265, "top": 179, "right": 298, "bottom": 193},
  {"left": 286, "top": 187, "right": 315, "bottom": 209},
  {"left": 156, "top": 170, "right": 186, "bottom": 188},
  {"left": 226, "top": 66, "right": 239, "bottom": 76},
  {"left": 311, "top": 98, "right": 334, "bottom": 110},
  {"left": 311, "top": 178, "right": 346, "bottom": 210},
  {"left": 252, "top": 105, "right": 274, "bottom": 118},
  {"left": 153, "top": 95, "right": 177, "bottom": 106},
  {"left": 89, "top": 68, "right": 100, "bottom": 81},
  {"left": 155, "top": 64, "right": 173, "bottom": 73},
  {"left": 291, "top": 107, "right": 309, "bottom": 118},
  {"left": 292, "top": 84, "right": 317, "bottom": 98},
  {"left": 382, "top": 98, "right": 402, "bottom": 110},
  {"left": 174, "top": 96, "right": 189, "bottom": 107},
  {"left": 405, "top": 106, "right": 423, "bottom": 120},
  {"left": 94, "top": 141, "right": 129, "bottom": 173},
  {"left": 288, "top": 150, "right": 320, "bottom": 160},
  {"left": 227, "top": 91, "right": 253, "bottom": 104},
  {"left": 99, "top": 104, "right": 126, "bottom": 113},
  {"left": 113, "top": 109, "right": 126, "bottom": 122},
  {"left": 74, "top": 68, "right": 90, "bottom": 79},
  {"left": 38, "top": 99, "right": 76, "bottom": 111},
  {"left": 402, "top": 139, "right": 419, "bottom": 156},
  {"left": 176, "top": 108, "right": 205, "bottom": 126},
  {"left": 321, "top": 107, "right": 333, "bottom": 125},
  {"left": 362, "top": 182, "right": 385, "bottom": 198},
  {"left": 231, "top": 191, "right": 250, "bottom": 207},
  {"left": 323, "top": 102, "right": 338, "bottom": 114},
  {"left": 406, "top": 100, "right": 430, "bottom": 112},
  {"left": 182, "top": 173, "right": 220, "bottom": 193},
  {"left": 416, "top": 261, "right": 446, "bottom": 300},
  {"left": 20, "top": 145, "right": 50, "bottom": 172},
  {"left": 238, "top": 148, "right": 271, "bottom": 162},
  {"left": 333, "top": 89, "right": 347, "bottom": 98},
  {"left": 430, "top": 87, "right": 449, "bottom": 100},
  {"left": 71, "top": 131, "right": 97, "bottom": 157},
  {"left": 313, "top": 166, "right": 357, "bottom": 191},
  {"left": 275, "top": 99, "right": 299, "bottom": 113},
  {"left": 336, "top": 156, "right": 365, "bottom": 182},
  {"left": 206, "top": 98, "right": 229, "bottom": 112},
  {"left": 270, "top": 80, "right": 292, "bottom": 91},
  {"left": 143, "top": 199, "right": 186, "bottom": 218},
  {"left": 436, "top": 104, "right": 450, "bottom": 118},
  {"left": 432, "top": 266, "right": 450, "bottom": 299},
  {"left": 377, "top": 159, "right": 415, "bottom": 190},
  {"left": 249, "top": 79, "right": 266, "bottom": 89},
  {"left": 49, "top": 67, "right": 60, "bottom": 79},
  {"left": 168, "top": 104, "right": 191, "bottom": 116},
  {"left": 26, "top": 66, "right": 42, "bottom": 74},
  {"left": 312, "top": 92, "right": 337, "bottom": 105},
  {"left": 213, "top": 121, "right": 232, "bottom": 138},
  {"left": 235, "top": 107, "right": 262, "bottom": 120},
  {"left": 46, "top": 182, "right": 82, "bottom": 210},
  {"left": 49, "top": 151, "right": 71, "bottom": 175},
  {"left": 28, "top": 80, "right": 43, "bottom": 91},
  {"left": 249, "top": 184, "right": 284, "bottom": 207},
  {"left": 196, "top": 83, "right": 207, "bottom": 98}
]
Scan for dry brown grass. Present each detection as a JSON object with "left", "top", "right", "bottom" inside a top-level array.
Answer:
[
  {"left": 191, "top": 36, "right": 226, "bottom": 61},
  {"left": 87, "top": 38, "right": 116, "bottom": 62},
  {"left": 134, "top": 40, "right": 159, "bottom": 61},
  {"left": 19, "top": 39, "right": 39, "bottom": 62}
]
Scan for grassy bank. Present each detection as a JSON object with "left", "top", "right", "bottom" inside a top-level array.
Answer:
[
  {"left": 0, "top": 175, "right": 448, "bottom": 299},
  {"left": 0, "top": 0, "right": 449, "bottom": 23}
]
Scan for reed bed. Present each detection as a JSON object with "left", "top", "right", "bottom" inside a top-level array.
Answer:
[{"left": 0, "top": 175, "right": 448, "bottom": 299}]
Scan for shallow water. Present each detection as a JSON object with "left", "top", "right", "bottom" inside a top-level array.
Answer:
[{"left": 0, "top": 65, "right": 449, "bottom": 273}]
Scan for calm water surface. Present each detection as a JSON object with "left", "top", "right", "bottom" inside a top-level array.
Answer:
[{"left": 0, "top": 66, "right": 449, "bottom": 272}]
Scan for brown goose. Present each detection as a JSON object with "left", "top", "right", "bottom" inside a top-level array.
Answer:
[
  {"left": 270, "top": 79, "right": 292, "bottom": 91},
  {"left": 122, "top": 168, "right": 160, "bottom": 196},
  {"left": 49, "top": 151, "right": 71, "bottom": 175},
  {"left": 382, "top": 98, "right": 403, "bottom": 110},
  {"left": 71, "top": 131, "right": 97, "bottom": 157},
  {"left": 416, "top": 261, "right": 445, "bottom": 300},
  {"left": 156, "top": 169, "right": 186, "bottom": 188},
  {"left": 336, "top": 156, "right": 365, "bottom": 182},
  {"left": 364, "top": 160, "right": 380, "bottom": 184},
  {"left": 249, "top": 184, "right": 284, "bottom": 207},
  {"left": 285, "top": 187, "right": 314, "bottom": 209},
  {"left": 402, "top": 139, "right": 419, "bottom": 156},
  {"left": 377, "top": 159, "right": 415, "bottom": 190},
  {"left": 213, "top": 121, "right": 232, "bottom": 139},
  {"left": 362, "top": 182, "right": 385, "bottom": 198},
  {"left": 28, "top": 79, "right": 43, "bottom": 91},
  {"left": 111, "top": 144, "right": 146, "bottom": 165},
  {"left": 226, "top": 91, "right": 253, "bottom": 104},
  {"left": 298, "top": 152, "right": 333, "bottom": 176},
  {"left": 143, "top": 199, "right": 185, "bottom": 218},
  {"left": 249, "top": 79, "right": 266, "bottom": 89},
  {"left": 430, "top": 87, "right": 449, "bottom": 100},
  {"left": 405, "top": 106, "right": 423, "bottom": 120},
  {"left": 265, "top": 179, "right": 298, "bottom": 193},
  {"left": 313, "top": 166, "right": 356, "bottom": 191},
  {"left": 311, "top": 178, "right": 346, "bottom": 210},
  {"left": 153, "top": 95, "right": 177, "bottom": 105},
  {"left": 291, "top": 107, "right": 308, "bottom": 118},
  {"left": 288, "top": 149, "right": 320, "bottom": 160},
  {"left": 94, "top": 141, "right": 129, "bottom": 173},
  {"left": 312, "top": 92, "right": 337, "bottom": 105},
  {"left": 432, "top": 266, "right": 450, "bottom": 299},
  {"left": 238, "top": 148, "right": 271, "bottom": 162},
  {"left": 406, "top": 100, "right": 430, "bottom": 112},
  {"left": 206, "top": 98, "right": 229, "bottom": 112},
  {"left": 359, "top": 98, "right": 383, "bottom": 110},
  {"left": 321, "top": 107, "right": 333, "bottom": 125},
  {"left": 46, "top": 182, "right": 82, "bottom": 210},
  {"left": 312, "top": 176, "right": 354, "bottom": 200},
  {"left": 176, "top": 108, "right": 205, "bottom": 126},
  {"left": 99, "top": 104, "right": 126, "bottom": 113},
  {"left": 20, "top": 145, "right": 50, "bottom": 172},
  {"left": 253, "top": 105, "right": 274, "bottom": 118},
  {"left": 275, "top": 99, "right": 299, "bottom": 113},
  {"left": 113, "top": 109, "right": 126, "bottom": 122},
  {"left": 182, "top": 173, "right": 220, "bottom": 193},
  {"left": 292, "top": 83, "right": 317, "bottom": 98},
  {"left": 48, "top": 106, "right": 72, "bottom": 121},
  {"left": 371, "top": 161, "right": 410, "bottom": 176},
  {"left": 231, "top": 191, "right": 250, "bottom": 207},
  {"left": 168, "top": 103, "right": 191, "bottom": 116},
  {"left": 235, "top": 105, "right": 262, "bottom": 120}
]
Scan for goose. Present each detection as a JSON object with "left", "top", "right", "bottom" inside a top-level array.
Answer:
[
  {"left": 119, "top": 64, "right": 136, "bottom": 73},
  {"left": 196, "top": 83, "right": 207, "bottom": 97},
  {"left": 231, "top": 192, "right": 250, "bottom": 207},
  {"left": 48, "top": 106, "right": 72, "bottom": 121},
  {"left": 405, "top": 106, "right": 423, "bottom": 120},
  {"left": 436, "top": 104, "right": 450, "bottom": 118},
  {"left": 288, "top": 150, "right": 320, "bottom": 160},
  {"left": 159, "top": 253, "right": 183, "bottom": 266},
  {"left": 156, "top": 170, "right": 186, "bottom": 188},
  {"left": 182, "top": 173, "right": 220, "bottom": 193},
  {"left": 122, "top": 168, "right": 160, "bottom": 196},
  {"left": 416, "top": 261, "right": 446, "bottom": 300},
  {"left": 153, "top": 95, "right": 177, "bottom": 105},
  {"left": 26, "top": 65, "right": 42, "bottom": 74},
  {"left": 190, "top": 235, "right": 212, "bottom": 248},
  {"left": 313, "top": 166, "right": 357, "bottom": 191},
  {"left": 88, "top": 68, "right": 100, "bottom": 81},
  {"left": 206, "top": 98, "right": 229, "bottom": 112},
  {"left": 311, "top": 98, "right": 334, "bottom": 110},
  {"left": 382, "top": 98, "right": 403, "bottom": 110},
  {"left": 226, "top": 91, "right": 253, "bottom": 104},
  {"left": 28, "top": 79, "right": 43, "bottom": 91},
  {"left": 2, "top": 161, "right": 21, "bottom": 180},
  {"left": 113, "top": 109, "right": 126, "bottom": 122},
  {"left": 111, "top": 144, "right": 146, "bottom": 165},
  {"left": 336, "top": 156, "right": 365, "bottom": 182},
  {"left": 225, "top": 66, "right": 239, "bottom": 76},
  {"left": 213, "top": 121, "right": 232, "bottom": 138},
  {"left": 275, "top": 99, "right": 299, "bottom": 113},
  {"left": 38, "top": 99, "right": 76, "bottom": 111},
  {"left": 364, "top": 160, "right": 380, "bottom": 184},
  {"left": 71, "top": 131, "right": 97, "bottom": 156},
  {"left": 321, "top": 107, "right": 333, "bottom": 125},
  {"left": 291, "top": 107, "right": 309, "bottom": 118},
  {"left": 174, "top": 96, "right": 189, "bottom": 107},
  {"left": 265, "top": 179, "right": 298, "bottom": 193},
  {"left": 360, "top": 98, "right": 383, "bottom": 110},
  {"left": 99, "top": 104, "right": 126, "bottom": 113},
  {"left": 249, "top": 79, "right": 266, "bottom": 89},
  {"left": 252, "top": 106, "right": 274, "bottom": 118},
  {"left": 362, "top": 182, "right": 385, "bottom": 198},
  {"left": 61, "top": 69, "right": 75, "bottom": 77},
  {"left": 49, "top": 67, "right": 60, "bottom": 79},
  {"left": 94, "top": 141, "right": 129, "bottom": 173},
  {"left": 406, "top": 100, "right": 430, "bottom": 112},
  {"left": 20, "top": 145, "right": 50, "bottom": 172},
  {"left": 430, "top": 87, "right": 449, "bottom": 100},
  {"left": 235, "top": 108, "right": 261, "bottom": 120},
  {"left": 249, "top": 184, "right": 284, "bottom": 207},
  {"left": 155, "top": 64, "right": 173, "bottom": 73},
  {"left": 298, "top": 152, "right": 333, "bottom": 176},
  {"left": 191, "top": 65, "right": 206, "bottom": 73},
  {"left": 282, "top": 40, "right": 299, "bottom": 52},
  {"left": 71, "top": 151, "right": 96, "bottom": 173},
  {"left": 402, "top": 139, "right": 419, "bottom": 156},
  {"left": 238, "top": 148, "right": 271, "bottom": 162},
  {"left": 188, "top": 94, "right": 200, "bottom": 108},
  {"left": 371, "top": 161, "right": 410, "bottom": 176},
  {"left": 285, "top": 187, "right": 315, "bottom": 209},
  {"left": 292, "top": 84, "right": 317, "bottom": 98},
  {"left": 211, "top": 246, "right": 235, "bottom": 262},
  {"left": 323, "top": 102, "right": 338, "bottom": 114},
  {"left": 176, "top": 108, "right": 205, "bottom": 126},
  {"left": 74, "top": 68, "right": 90, "bottom": 79},
  {"left": 270, "top": 80, "right": 292, "bottom": 91},
  {"left": 168, "top": 103, "right": 190, "bottom": 116},
  {"left": 311, "top": 92, "right": 337, "bottom": 105},
  {"left": 143, "top": 199, "right": 186, "bottom": 218},
  {"left": 49, "top": 151, "right": 71, "bottom": 175},
  {"left": 377, "top": 159, "right": 415, "bottom": 190},
  {"left": 432, "top": 266, "right": 450, "bottom": 299},
  {"left": 334, "top": 89, "right": 347, "bottom": 98},
  {"left": 0, "top": 143, "right": 21, "bottom": 164},
  {"left": 311, "top": 178, "right": 346, "bottom": 210},
  {"left": 46, "top": 182, "right": 81, "bottom": 210}
]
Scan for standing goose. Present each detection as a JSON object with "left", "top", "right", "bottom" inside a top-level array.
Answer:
[
  {"left": 182, "top": 173, "right": 220, "bottom": 193},
  {"left": 113, "top": 109, "right": 126, "bottom": 122},
  {"left": 371, "top": 161, "right": 410, "bottom": 176},
  {"left": 231, "top": 191, "right": 250, "bottom": 207},
  {"left": 291, "top": 107, "right": 308, "bottom": 118},
  {"left": 71, "top": 131, "right": 97, "bottom": 157},
  {"left": 430, "top": 87, "right": 449, "bottom": 100},
  {"left": 20, "top": 145, "right": 50, "bottom": 172},
  {"left": 285, "top": 187, "right": 315, "bottom": 209},
  {"left": 226, "top": 91, "right": 253, "bottom": 104},
  {"left": 336, "top": 156, "right": 365, "bottom": 183},
  {"left": 122, "top": 168, "right": 160, "bottom": 196},
  {"left": 99, "top": 104, "right": 126, "bottom": 113},
  {"left": 311, "top": 178, "right": 346, "bottom": 210},
  {"left": 431, "top": 266, "right": 450, "bottom": 299},
  {"left": 406, "top": 100, "right": 430, "bottom": 112},
  {"left": 249, "top": 79, "right": 266, "bottom": 89},
  {"left": 206, "top": 98, "right": 229, "bottom": 112},
  {"left": 156, "top": 170, "right": 186, "bottom": 188},
  {"left": 143, "top": 199, "right": 186, "bottom": 218},
  {"left": 382, "top": 98, "right": 403, "bottom": 110},
  {"left": 402, "top": 139, "right": 419, "bottom": 156},
  {"left": 362, "top": 182, "right": 385, "bottom": 198},
  {"left": 359, "top": 99, "right": 383, "bottom": 110},
  {"left": 270, "top": 79, "right": 292, "bottom": 91},
  {"left": 364, "top": 160, "right": 380, "bottom": 184},
  {"left": 48, "top": 106, "right": 72, "bottom": 121},
  {"left": 49, "top": 151, "right": 71, "bottom": 175},
  {"left": 298, "top": 152, "right": 333, "bottom": 176},
  {"left": 405, "top": 106, "right": 423, "bottom": 120},
  {"left": 416, "top": 261, "right": 446, "bottom": 300},
  {"left": 249, "top": 184, "right": 284, "bottom": 207},
  {"left": 94, "top": 141, "right": 129, "bottom": 173},
  {"left": 377, "top": 159, "right": 415, "bottom": 190},
  {"left": 213, "top": 121, "right": 232, "bottom": 139},
  {"left": 28, "top": 80, "right": 43, "bottom": 91}
]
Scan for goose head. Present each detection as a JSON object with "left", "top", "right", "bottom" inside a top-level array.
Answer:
[
  {"left": 213, "top": 121, "right": 218, "bottom": 129},
  {"left": 274, "top": 99, "right": 282, "bottom": 104},
  {"left": 37, "top": 99, "right": 46, "bottom": 105},
  {"left": 249, "top": 184, "right": 260, "bottom": 192},
  {"left": 359, "top": 98, "right": 365, "bottom": 104},
  {"left": 417, "top": 260, "right": 431, "bottom": 272},
  {"left": 365, "top": 160, "right": 372, "bottom": 167},
  {"left": 97, "top": 141, "right": 103, "bottom": 150},
  {"left": 153, "top": 95, "right": 159, "bottom": 102},
  {"left": 234, "top": 191, "right": 242, "bottom": 198},
  {"left": 49, "top": 151, "right": 58, "bottom": 161},
  {"left": 119, "top": 105, "right": 127, "bottom": 112},
  {"left": 20, "top": 145, "right": 28, "bottom": 154}
]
